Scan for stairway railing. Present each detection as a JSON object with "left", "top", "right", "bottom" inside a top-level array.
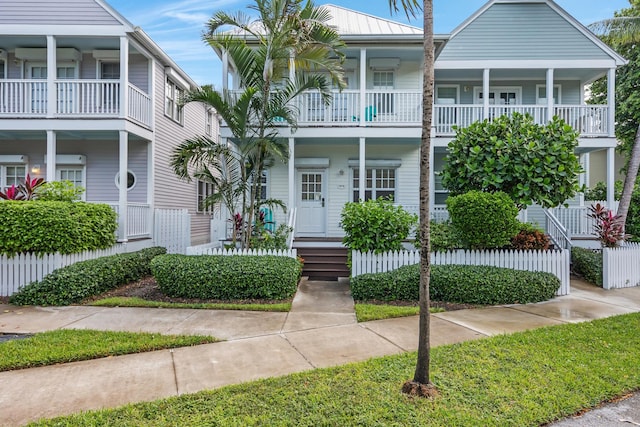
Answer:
[
  {"left": 287, "top": 208, "right": 297, "bottom": 250},
  {"left": 544, "top": 208, "right": 572, "bottom": 250}
]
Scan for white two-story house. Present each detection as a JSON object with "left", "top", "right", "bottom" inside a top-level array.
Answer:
[
  {"left": 217, "top": 0, "right": 626, "bottom": 245},
  {"left": 0, "top": 0, "right": 217, "bottom": 248}
]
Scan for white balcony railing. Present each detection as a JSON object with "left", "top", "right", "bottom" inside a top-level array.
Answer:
[
  {"left": 297, "top": 90, "right": 359, "bottom": 124},
  {"left": 364, "top": 90, "right": 422, "bottom": 123},
  {"left": 0, "top": 79, "right": 152, "bottom": 127}
]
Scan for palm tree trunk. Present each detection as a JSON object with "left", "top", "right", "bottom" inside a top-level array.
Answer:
[{"left": 618, "top": 124, "right": 640, "bottom": 234}]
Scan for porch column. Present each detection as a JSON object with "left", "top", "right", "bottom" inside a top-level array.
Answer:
[
  {"left": 119, "top": 37, "right": 129, "bottom": 119},
  {"left": 118, "top": 131, "right": 129, "bottom": 242},
  {"left": 359, "top": 48, "right": 367, "bottom": 127},
  {"left": 221, "top": 50, "right": 228, "bottom": 91},
  {"left": 358, "top": 137, "right": 366, "bottom": 199},
  {"left": 46, "top": 130, "right": 56, "bottom": 182},
  {"left": 583, "top": 152, "right": 590, "bottom": 190},
  {"left": 578, "top": 153, "right": 587, "bottom": 206},
  {"left": 46, "top": 36, "right": 56, "bottom": 118},
  {"left": 288, "top": 137, "right": 295, "bottom": 211},
  {"left": 482, "top": 68, "right": 490, "bottom": 120},
  {"left": 546, "top": 68, "right": 554, "bottom": 122},
  {"left": 606, "top": 147, "right": 615, "bottom": 211},
  {"left": 607, "top": 68, "right": 616, "bottom": 137}
]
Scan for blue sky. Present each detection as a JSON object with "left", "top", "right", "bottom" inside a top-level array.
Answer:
[{"left": 105, "top": 0, "right": 631, "bottom": 86}]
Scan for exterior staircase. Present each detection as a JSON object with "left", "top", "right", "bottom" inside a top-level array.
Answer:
[{"left": 295, "top": 245, "right": 350, "bottom": 281}]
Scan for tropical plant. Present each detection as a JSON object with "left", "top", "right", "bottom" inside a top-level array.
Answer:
[
  {"left": 35, "top": 180, "right": 85, "bottom": 202},
  {"left": 587, "top": 202, "right": 628, "bottom": 247},
  {"left": 589, "top": 2, "right": 640, "bottom": 236},
  {"left": 0, "top": 174, "right": 45, "bottom": 201}
]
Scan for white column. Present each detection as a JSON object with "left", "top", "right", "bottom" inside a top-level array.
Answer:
[
  {"left": 46, "top": 130, "right": 56, "bottom": 182},
  {"left": 482, "top": 68, "right": 490, "bottom": 120},
  {"left": 358, "top": 137, "right": 366, "bottom": 199},
  {"left": 288, "top": 137, "right": 295, "bottom": 210},
  {"left": 607, "top": 68, "right": 616, "bottom": 137},
  {"left": 119, "top": 37, "right": 129, "bottom": 119},
  {"left": 289, "top": 50, "right": 295, "bottom": 82},
  {"left": 46, "top": 36, "right": 56, "bottom": 118},
  {"left": 222, "top": 50, "right": 229, "bottom": 91},
  {"left": 147, "top": 137, "right": 155, "bottom": 235},
  {"left": 546, "top": 68, "right": 554, "bottom": 122},
  {"left": 583, "top": 152, "right": 590, "bottom": 190},
  {"left": 578, "top": 153, "right": 587, "bottom": 206},
  {"left": 118, "top": 131, "right": 129, "bottom": 242},
  {"left": 606, "top": 147, "right": 615, "bottom": 210},
  {"left": 359, "top": 48, "right": 367, "bottom": 127}
]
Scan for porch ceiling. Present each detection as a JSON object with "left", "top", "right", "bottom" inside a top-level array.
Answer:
[
  {"left": 0, "top": 130, "right": 148, "bottom": 142},
  {"left": 294, "top": 137, "right": 420, "bottom": 146},
  {"left": 0, "top": 35, "right": 132, "bottom": 52},
  {"left": 435, "top": 68, "right": 607, "bottom": 82}
]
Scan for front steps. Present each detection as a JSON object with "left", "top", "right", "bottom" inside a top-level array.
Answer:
[{"left": 295, "top": 246, "right": 350, "bottom": 281}]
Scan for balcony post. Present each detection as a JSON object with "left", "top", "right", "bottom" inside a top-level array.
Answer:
[
  {"left": 222, "top": 50, "right": 228, "bottom": 91},
  {"left": 46, "top": 130, "right": 56, "bottom": 182},
  {"left": 46, "top": 36, "right": 56, "bottom": 118},
  {"left": 359, "top": 48, "right": 366, "bottom": 127},
  {"left": 118, "top": 130, "right": 129, "bottom": 242},
  {"left": 482, "top": 68, "right": 490, "bottom": 120},
  {"left": 607, "top": 68, "right": 615, "bottom": 137},
  {"left": 606, "top": 147, "right": 615, "bottom": 211},
  {"left": 288, "top": 137, "right": 295, "bottom": 211},
  {"left": 546, "top": 68, "right": 554, "bottom": 122},
  {"left": 119, "top": 37, "right": 129, "bottom": 119},
  {"left": 359, "top": 137, "right": 365, "bottom": 199}
]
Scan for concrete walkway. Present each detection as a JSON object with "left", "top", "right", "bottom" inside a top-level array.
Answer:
[{"left": 1, "top": 278, "right": 640, "bottom": 426}]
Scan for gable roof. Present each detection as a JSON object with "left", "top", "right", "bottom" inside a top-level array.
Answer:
[{"left": 322, "top": 4, "right": 422, "bottom": 36}]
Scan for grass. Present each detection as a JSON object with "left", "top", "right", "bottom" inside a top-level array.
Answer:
[
  {"left": 355, "top": 303, "right": 444, "bottom": 322},
  {"left": 0, "top": 329, "right": 218, "bottom": 372},
  {"left": 28, "top": 312, "right": 640, "bottom": 426},
  {"left": 90, "top": 296, "right": 291, "bottom": 312}
]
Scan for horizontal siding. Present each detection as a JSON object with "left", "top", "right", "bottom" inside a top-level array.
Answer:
[
  {"left": 0, "top": 0, "right": 121, "bottom": 25},
  {"left": 128, "top": 54, "right": 149, "bottom": 92},
  {"left": 440, "top": 80, "right": 581, "bottom": 105},
  {"left": 80, "top": 53, "right": 97, "bottom": 79},
  {"left": 440, "top": 3, "right": 611, "bottom": 61}
]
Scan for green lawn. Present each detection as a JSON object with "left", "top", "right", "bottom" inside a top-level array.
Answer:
[
  {"left": 355, "top": 303, "right": 444, "bottom": 322},
  {"left": 90, "top": 296, "right": 291, "bottom": 312},
  {"left": 28, "top": 313, "right": 640, "bottom": 426},
  {"left": 0, "top": 329, "right": 218, "bottom": 372}
]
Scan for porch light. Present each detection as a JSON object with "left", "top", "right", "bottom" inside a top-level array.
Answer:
[{"left": 31, "top": 164, "right": 41, "bottom": 174}]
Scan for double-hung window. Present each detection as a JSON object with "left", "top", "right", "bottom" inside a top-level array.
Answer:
[
  {"left": 165, "top": 78, "right": 184, "bottom": 124},
  {"left": 2, "top": 165, "right": 26, "bottom": 191},
  {"left": 352, "top": 168, "right": 396, "bottom": 201},
  {"left": 196, "top": 180, "right": 214, "bottom": 214}
]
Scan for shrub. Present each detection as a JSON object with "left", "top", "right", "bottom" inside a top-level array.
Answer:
[
  {"left": 151, "top": 255, "right": 302, "bottom": 300},
  {"left": 447, "top": 191, "right": 520, "bottom": 249},
  {"left": 0, "top": 201, "right": 117, "bottom": 256},
  {"left": 10, "top": 247, "right": 167, "bottom": 306},
  {"left": 351, "top": 263, "right": 559, "bottom": 304},
  {"left": 584, "top": 180, "right": 623, "bottom": 201},
  {"left": 424, "top": 221, "right": 461, "bottom": 252},
  {"left": 571, "top": 247, "right": 603, "bottom": 286},
  {"left": 35, "top": 181, "right": 85, "bottom": 202},
  {"left": 627, "top": 185, "right": 640, "bottom": 242},
  {"left": 510, "top": 223, "right": 550, "bottom": 250},
  {"left": 340, "top": 198, "right": 417, "bottom": 253}
]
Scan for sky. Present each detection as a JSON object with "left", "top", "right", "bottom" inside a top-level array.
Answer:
[{"left": 105, "top": 0, "right": 631, "bottom": 86}]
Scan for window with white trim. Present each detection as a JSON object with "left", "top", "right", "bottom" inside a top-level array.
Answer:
[
  {"left": 352, "top": 168, "right": 396, "bottom": 201},
  {"left": 249, "top": 170, "right": 268, "bottom": 201},
  {"left": 373, "top": 71, "right": 394, "bottom": 114},
  {"left": 2, "top": 165, "right": 26, "bottom": 191},
  {"left": 165, "top": 78, "right": 184, "bottom": 123},
  {"left": 100, "top": 62, "right": 120, "bottom": 79},
  {"left": 205, "top": 109, "right": 214, "bottom": 136},
  {"left": 58, "top": 168, "right": 84, "bottom": 187},
  {"left": 197, "top": 180, "right": 214, "bottom": 213},
  {"left": 536, "top": 84, "right": 561, "bottom": 104}
]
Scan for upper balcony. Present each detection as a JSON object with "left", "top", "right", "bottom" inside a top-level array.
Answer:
[{"left": 293, "top": 89, "right": 611, "bottom": 137}]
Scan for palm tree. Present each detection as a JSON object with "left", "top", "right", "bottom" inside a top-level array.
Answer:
[
  {"left": 389, "top": 0, "right": 438, "bottom": 397},
  {"left": 203, "top": 0, "right": 346, "bottom": 246},
  {"left": 589, "top": 12, "right": 640, "bottom": 239}
]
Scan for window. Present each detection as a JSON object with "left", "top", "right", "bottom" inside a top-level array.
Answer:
[
  {"left": 536, "top": 84, "right": 561, "bottom": 104},
  {"left": 197, "top": 180, "right": 215, "bottom": 213},
  {"left": 373, "top": 71, "right": 394, "bottom": 114},
  {"left": 101, "top": 62, "right": 120, "bottom": 80},
  {"left": 58, "top": 168, "right": 84, "bottom": 187},
  {"left": 114, "top": 170, "right": 136, "bottom": 191},
  {"left": 2, "top": 165, "right": 26, "bottom": 191},
  {"left": 249, "top": 170, "right": 268, "bottom": 201},
  {"left": 352, "top": 168, "right": 396, "bottom": 201},
  {"left": 205, "top": 109, "right": 214, "bottom": 136},
  {"left": 165, "top": 78, "right": 184, "bottom": 123}
]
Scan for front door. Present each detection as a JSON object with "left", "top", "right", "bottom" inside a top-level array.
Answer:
[{"left": 296, "top": 169, "right": 326, "bottom": 236}]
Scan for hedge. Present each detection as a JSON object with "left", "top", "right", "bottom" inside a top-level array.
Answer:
[
  {"left": 0, "top": 201, "right": 117, "bottom": 256},
  {"left": 10, "top": 247, "right": 166, "bottom": 306},
  {"left": 151, "top": 255, "right": 302, "bottom": 300},
  {"left": 571, "top": 247, "right": 603, "bottom": 286},
  {"left": 350, "top": 264, "right": 559, "bottom": 305}
]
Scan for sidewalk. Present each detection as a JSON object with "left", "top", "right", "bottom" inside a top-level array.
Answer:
[{"left": 1, "top": 278, "right": 640, "bottom": 426}]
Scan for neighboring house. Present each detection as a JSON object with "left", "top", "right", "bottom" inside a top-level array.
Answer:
[
  {"left": 0, "top": 0, "right": 218, "bottom": 247},
  {"left": 217, "top": 0, "right": 626, "bottom": 241}
]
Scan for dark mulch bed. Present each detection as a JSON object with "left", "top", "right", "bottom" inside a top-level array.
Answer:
[{"left": 0, "top": 297, "right": 9, "bottom": 304}]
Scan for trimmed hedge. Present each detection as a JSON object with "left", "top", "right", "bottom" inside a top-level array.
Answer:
[
  {"left": 0, "top": 201, "right": 117, "bottom": 256},
  {"left": 351, "top": 263, "right": 559, "bottom": 305},
  {"left": 151, "top": 255, "right": 302, "bottom": 300},
  {"left": 571, "top": 247, "right": 603, "bottom": 286},
  {"left": 10, "top": 247, "right": 166, "bottom": 306}
]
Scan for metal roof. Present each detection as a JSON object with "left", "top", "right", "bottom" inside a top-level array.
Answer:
[{"left": 322, "top": 4, "right": 422, "bottom": 36}]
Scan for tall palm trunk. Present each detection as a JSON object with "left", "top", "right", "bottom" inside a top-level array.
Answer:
[{"left": 618, "top": 125, "right": 640, "bottom": 233}]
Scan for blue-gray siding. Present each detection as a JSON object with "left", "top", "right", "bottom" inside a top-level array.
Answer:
[{"left": 0, "top": 0, "right": 121, "bottom": 26}]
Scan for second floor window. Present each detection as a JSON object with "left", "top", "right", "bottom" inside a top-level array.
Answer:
[
  {"left": 373, "top": 71, "right": 394, "bottom": 115},
  {"left": 101, "top": 63, "right": 120, "bottom": 80},
  {"left": 205, "top": 109, "right": 214, "bottom": 136},
  {"left": 165, "top": 78, "right": 184, "bottom": 124},
  {"left": 352, "top": 167, "right": 396, "bottom": 201}
]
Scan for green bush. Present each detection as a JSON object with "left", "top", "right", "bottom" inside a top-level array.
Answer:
[
  {"left": 340, "top": 198, "right": 417, "bottom": 253},
  {"left": 421, "top": 221, "right": 461, "bottom": 252},
  {"left": 584, "top": 180, "right": 623, "bottom": 201},
  {"left": 0, "top": 201, "right": 117, "bottom": 256},
  {"left": 151, "top": 255, "right": 302, "bottom": 300},
  {"left": 10, "top": 247, "right": 167, "bottom": 306},
  {"left": 571, "top": 247, "right": 603, "bottom": 286},
  {"left": 447, "top": 191, "right": 520, "bottom": 249},
  {"left": 35, "top": 181, "right": 85, "bottom": 202},
  {"left": 351, "top": 263, "right": 559, "bottom": 304},
  {"left": 627, "top": 185, "right": 640, "bottom": 242}
]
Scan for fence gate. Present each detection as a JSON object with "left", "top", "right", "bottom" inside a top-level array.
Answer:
[{"left": 154, "top": 209, "right": 191, "bottom": 254}]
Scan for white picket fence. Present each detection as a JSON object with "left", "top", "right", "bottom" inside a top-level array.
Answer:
[
  {"left": 603, "top": 242, "right": 640, "bottom": 290},
  {"left": 0, "top": 246, "right": 123, "bottom": 296},
  {"left": 154, "top": 208, "right": 191, "bottom": 254},
  {"left": 351, "top": 249, "right": 571, "bottom": 296},
  {"left": 186, "top": 246, "right": 297, "bottom": 259}
]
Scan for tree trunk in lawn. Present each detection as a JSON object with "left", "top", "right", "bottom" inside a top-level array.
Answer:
[{"left": 618, "top": 125, "right": 640, "bottom": 234}]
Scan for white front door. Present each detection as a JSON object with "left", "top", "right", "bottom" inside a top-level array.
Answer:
[{"left": 296, "top": 169, "right": 326, "bottom": 236}]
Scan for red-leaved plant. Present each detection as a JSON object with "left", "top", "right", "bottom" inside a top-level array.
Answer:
[
  {"left": 0, "top": 184, "right": 25, "bottom": 200},
  {"left": 587, "top": 203, "right": 629, "bottom": 248},
  {"left": 0, "top": 174, "right": 45, "bottom": 201}
]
